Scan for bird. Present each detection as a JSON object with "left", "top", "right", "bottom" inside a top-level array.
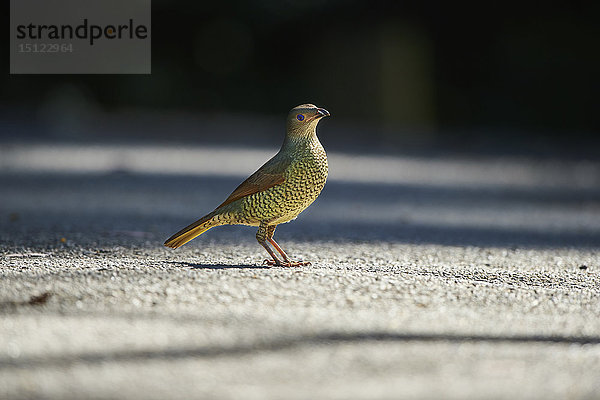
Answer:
[{"left": 164, "top": 104, "right": 330, "bottom": 267}]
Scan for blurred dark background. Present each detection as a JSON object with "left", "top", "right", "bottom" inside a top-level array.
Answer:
[{"left": 2, "top": 0, "right": 599, "bottom": 157}]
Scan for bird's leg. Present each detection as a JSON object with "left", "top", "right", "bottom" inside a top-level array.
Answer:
[
  {"left": 266, "top": 225, "right": 311, "bottom": 267},
  {"left": 256, "top": 222, "right": 282, "bottom": 266},
  {"left": 265, "top": 225, "right": 289, "bottom": 262}
]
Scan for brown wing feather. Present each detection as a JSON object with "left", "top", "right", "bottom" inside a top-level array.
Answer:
[{"left": 216, "top": 154, "right": 289, "bottom": 209}]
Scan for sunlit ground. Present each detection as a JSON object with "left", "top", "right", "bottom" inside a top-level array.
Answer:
[{"left": 1, "top": 142, "right": 599, "bottom": 399}]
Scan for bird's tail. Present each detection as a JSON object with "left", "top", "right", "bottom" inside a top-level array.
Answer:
[{"left": 164, "top": 212, "right": 220, "bottom": 249}]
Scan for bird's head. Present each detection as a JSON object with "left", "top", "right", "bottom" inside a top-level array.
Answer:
[{"left": 286, "top": 104, "right": 330, "bottom": 139}]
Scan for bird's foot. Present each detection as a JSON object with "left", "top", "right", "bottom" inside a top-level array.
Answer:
[
  {"left": 283, "top": 260, "right": 311, "bottom": 267},
  {"left": 263, "top": 259, "right": 311, "bottom": 267}
]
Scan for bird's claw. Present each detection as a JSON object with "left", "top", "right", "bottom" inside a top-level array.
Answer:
[
  {"left": 285, "top": 260, "right": 311, "bottom": 267},
  {"left": 263, "top": 259, "right": 311, "bottom": 267}
]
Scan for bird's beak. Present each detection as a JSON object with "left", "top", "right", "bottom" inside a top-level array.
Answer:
[{"left": 316, "top": 108, "right": 330, "bottom": 118}]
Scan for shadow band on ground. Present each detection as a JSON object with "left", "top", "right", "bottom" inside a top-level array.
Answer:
[
  {"left": 1, "top": 332, "right": 599, "bottom": 370},
  {"left": 2, "top": 172, "right": 600, "bottom": 248},
  {"left": 3, "top": 210, "right": 599, "bottom": 249}
]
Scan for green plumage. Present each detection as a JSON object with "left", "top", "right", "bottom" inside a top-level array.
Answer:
[
  {"left": 220, "top": 135, "right": 328, "bottom": 226},
  {"left": 164, "top": 104, "right": 330, "bottom": 267}
]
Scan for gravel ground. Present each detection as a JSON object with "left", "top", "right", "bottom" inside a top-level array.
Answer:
[{"left": 1, "top": 143, "right": 600, "bottom": 399}]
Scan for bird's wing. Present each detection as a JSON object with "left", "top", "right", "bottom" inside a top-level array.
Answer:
[{"left": 216, "top": 154, "right": 289, "bottom": 209}]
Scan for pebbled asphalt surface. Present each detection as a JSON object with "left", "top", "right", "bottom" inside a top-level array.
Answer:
[{"left": 1, "top": 143, "right": 600, "bottom": 399}]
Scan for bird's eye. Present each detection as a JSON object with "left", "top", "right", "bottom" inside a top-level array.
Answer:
[{"left": 296, "top": 114, "right": 305, "bottom": 121}]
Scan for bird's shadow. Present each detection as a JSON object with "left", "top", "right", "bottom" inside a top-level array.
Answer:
[{"left": 167, "top": 261, "right": 271, "bottom": 270}]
